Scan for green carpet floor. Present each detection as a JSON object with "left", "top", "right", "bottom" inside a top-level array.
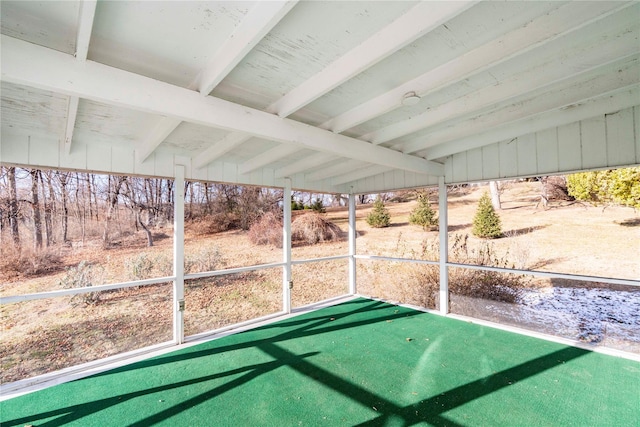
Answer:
[{"left": 2, "top": 298, "right": 639, "bottom": 426}]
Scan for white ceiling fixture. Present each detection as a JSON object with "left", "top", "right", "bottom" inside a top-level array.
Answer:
[
  {"left": 1, "top": 1, "right": 637, "bottom": 194},
  {"left": 401, "top": 92, "right": 421, "bottom": 107},
  {"left": 366, "top": 18, "right": 640, "bottom": 147},
  {"left": 320, "top": 1, "right": 632, "bottom": 135}
]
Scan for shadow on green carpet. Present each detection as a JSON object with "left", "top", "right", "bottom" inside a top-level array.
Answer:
[{"left": 2, "top": 298, "right": 639, "bottom": 426}]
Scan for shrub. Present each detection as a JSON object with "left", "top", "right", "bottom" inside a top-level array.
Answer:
[
  {"left": 0, "top": 246, "right": 63, "bottom": 278},
  {"left": 291, "top": 212, "right": 342, "bottom": 245},
  {"left": 248, "top": 211, "right": 283, "bottom": 247},
  {"left": 366, "top": 197, "right": 391, "bottom": 228},
  {"left": 409, "top": 194, "right": 438, "bottom": 230},
  {"left": 189, "top": 212, "right": 238, "bottom": 235},
  {"left": 310, "top": 198, "right": 326, "bottom": 213},
  {"left": 567, "top": 167, "right": 640, "bottom": 209},
  {"left": 125, "top": 253, "right": 155, "bottom": 280},
  {"left": 59, "top": 260, "right": 105, "bottom": 305},
  {"left": 389, "top": 234, "right": 527, "bottom": 308},
  {"left": 185, "top": 246, "right": 223, "bottom": 274},
  {"left": 472, "top": 192, "right": 502, "bottom": 238},
  {"left": 125, "top": 253, "right": 172, "bottom": 280},
  {"left": 291, "top": 198, "right": 305, "bottom": 211}
]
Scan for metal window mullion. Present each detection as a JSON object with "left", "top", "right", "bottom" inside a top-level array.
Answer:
[
  {"left": 173, "top": 165, "right": 185, "bottom": 344},
  {"left": 438, "top": 176, "right": 449, "bottom": 314},
  {"left": 348, "top": 193, "right": 357, "bottom": 295},
  {"left": 283, "top": 178, "right": 292, "bottom": 313}
]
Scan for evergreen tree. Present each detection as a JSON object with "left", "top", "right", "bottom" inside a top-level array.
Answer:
[
  {"left": 409, "top": 194, "right": 438, "bottom": 230},
  {"left": 472, "top": 192, "right": 502, "bottom": 238},
  {"left": 366, "top": 197, "right": 391, "bottom": 228}
]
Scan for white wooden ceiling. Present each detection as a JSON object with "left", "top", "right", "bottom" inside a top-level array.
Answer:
[{"left": 1, "top": 1, "right": 639, "bottom": 194}]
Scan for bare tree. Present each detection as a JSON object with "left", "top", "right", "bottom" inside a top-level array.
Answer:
[
  {"left": 40, "top": 171, "right": 54, "bottom": 246},
  {"left": 30, "top": 169, "right": 43, "bottom": 249},
  {"left": 7, "top": 167, "right": 20, "bottom": 247},
  {"left": 122, "top": 177, "right": 163, "bottom": 247},
  {"left": 56, "top": 171, "right": 70, "bottom": 244},
  {"left": 102, "top": 175, "right": 126, "bottom": 247},
  {"left": 489, "top": 181, "right": 502, "bottom": 210}
]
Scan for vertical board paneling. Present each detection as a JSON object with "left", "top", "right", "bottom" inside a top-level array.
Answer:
[
  {"left": 393, "top": 170, "right": 404, "bottom": 189},
  {"left": 581, "top": 116, "right": 606, "bottom": 169},
  {"left": 606, "top": 108, "right": 635, "bottom": 167},
  {"left": 261, "top": 168, "right": 275, "bottom": 187},
  {"left": 135, "top": 152, "right": 156, "bottom": 176},
  {"left": 87, "top": 143, "right": 111, "bottom": 172},
  {"left": 466, "top": 147, "right": 483, "bottom": 181},
  {"left": 60, "top": 142, "right": 87, "bottom": 170},
  {"left": 374, "top": 173, "right": 384, "bottom": 191},
  {"left": 223, "top": 162, "right": 237, "bottom": 183},
  {"left": 190, "top": 163, "right": 208, "bottom": 181},
  {"left": 383, "top": 171, "right": 394, "bottom": 189},
  {"left": 451, "top": 152, "right": 467, "bottom": 183},
  {"left": 482, "top": 143, "right": 500, "bottom": 180},
  {"left": 517, "top": 133, "right": 537, "bottom": 176},
  {"left": 499, "top": 138, "right": 518, "bottom": 178},
  {"left": 536, "top": 128, "right": 558, "bottom": 173},
  {"left": 635, "top": 106, "right": 640, "bottom": 164},
  {"left": 365, "top": 176, "right": 376, "bottom": 193},
  {"left": 557, "top": 122, "right": 582, "bottom": 171},
  {"left": 154, "top": 152, "right": 175, "bottom": 178},
  {"left": 208, "top": 161, "right": 223, "bottom": 182},
  {"left": 30, "top": 136, "right": 59, "bottom": 167},
  {"left": 444, "top": 156, "right": 454, "bottom": 183},
  {"left": 405, "top": 171, "right": 417, "bottom": 189},
  {"left": 0, "top": 133, "right": 29, "bottom": 164},
  {"left": 175, "top": 156, "right": 191, "bottom": 181},
  {"left": 111, "top": 146, "right": 134, "bottom": 174}
]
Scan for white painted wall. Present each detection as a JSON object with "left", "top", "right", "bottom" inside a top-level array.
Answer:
[{"left": 444, "top": 106, "right": 640, "bottom": 185}]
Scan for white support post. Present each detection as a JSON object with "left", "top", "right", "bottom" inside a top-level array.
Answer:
[
  {"left": 438, "top": 176, "right": 449, "bottom": 314},
  {"left": 283, "top": 178, "right": 292, "bottom": 313},
  {"left": 173, "top": 165, "right": 185, "bottom": 344},
  {"left": 348, "top": 193, "right": 357, "bottom": 295}
]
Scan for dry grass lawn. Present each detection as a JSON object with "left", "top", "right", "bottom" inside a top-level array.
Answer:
[{"left": 1, "top": 183, "right": 638, "bottom": 383}]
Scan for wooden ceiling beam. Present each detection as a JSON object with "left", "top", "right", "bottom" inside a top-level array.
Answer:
[
  {"left": 365, "top": 21, "right": 640, "bottom": 145},
  {"left": 400, "top": 55, "right": 640, "bottom": 154},
  {"left": 424, "top": 85, "right": 640, "bottom": 161},
  {"left": 266, "top": 1, "right": 475, "bottom": 118},
  {"left": 321, "top": 1, "right": 633, "bottom": 134},
  {"left": 239, "top": 144, "right": 301, "bottom": 175},
  {"left": 330, "top": 165, "right": 394, "bottom": 186},
  {"left": 197, "top": 1, "right": 298, "bottom": 97},
  {"left": 194, "top": 133, "right": 252, "bottom": 170},
  {"left": 64, "top": 0, "right": 97, "bottom": 155},
  {"left": 1, "top": 35, "right": 444, "bottom": 175},
  {"left": 274, "top": 152, "right": 336, "bottom": 179}
]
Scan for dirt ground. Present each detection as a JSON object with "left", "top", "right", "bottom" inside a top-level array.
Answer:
[{"left": 1, "top": 182, "right": 638, "bottom": 383}]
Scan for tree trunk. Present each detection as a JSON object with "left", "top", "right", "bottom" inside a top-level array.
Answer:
[
  {"left": 489, "top": 181, "right": 502, "bottom": 210},
  {"left": 7, "top": 167, "right": 20, "bottom": 247},
  {"left": 57, "top": 172, "right": 70, "bottom": 244},
  {"left": 136, "top": 209, "right": 153, "bottom": 247},
  {"left": 102, "top": 176, "right": 125, "bottom": 246},
  {"left": 40, "top": 171, "right": 53, "bottom": 246},
  {"left": 30, "top": 169, "right": 43, "bottom": 250}
]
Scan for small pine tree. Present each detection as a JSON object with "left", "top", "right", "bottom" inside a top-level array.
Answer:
[
  {"left": 366, "top": 197, "right": 391, "bottom": 228},
  {"left": 472, "top": 192, "right": 502, "bottom": 238},
  {"left": 310, "top": 198, "right": 326, "bottom": 213},
  {"left": 409, "top": 194, "right": 438, "bottom": 230}
]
